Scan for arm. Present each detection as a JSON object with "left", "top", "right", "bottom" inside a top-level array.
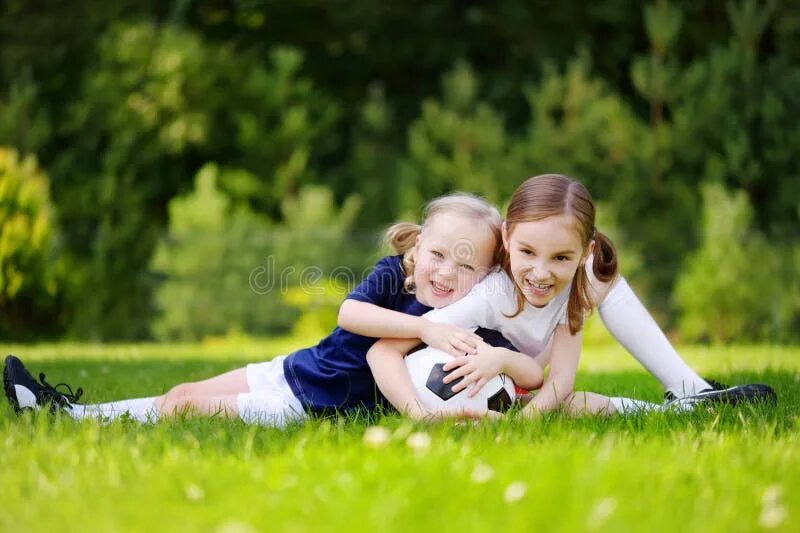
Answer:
[
  {"left": 366, "top": 337, "right": 431, "bottom": 419},
  {"left": 441, "top": 342, "right": 545, "bottom": 395},
  {"left": 339, "top": 299, "right": 482, "bottom": 356},
  {"left": 520, "top": 325, "right": 582, "bottom": 416},
  {"left": 339, "top": 299, "right": 427, "bottom": 339}
]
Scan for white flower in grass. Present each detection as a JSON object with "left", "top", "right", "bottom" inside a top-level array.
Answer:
[
  {"left": 587, "top": 497, "right": 617, "bottom": 530},
  {"left": 362, "top": 426, "right": 391, "bottom": 448},
  {"left": 503, "top": 481, "right": 527, "bottom": 503},
  {"left": 759, "top": 485, "right": 787, "bottom": 529},
  {"left": 406, "top": 431, "right": 431, "bottom": 452},
  {"left": 216, "top": 521, "right": 257, "bottom": 533},
  {"left": 470, "top": 463, "right": 494, "bottom": 484},
  {"left": 184, "top": 483, "right": 204, "bottom": 502}
]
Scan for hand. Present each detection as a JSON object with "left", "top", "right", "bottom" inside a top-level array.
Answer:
[
  {"left": 419, "top": 320, "right": 482, "bottom": 357},
  {"left": 441, "top": 343, "right": 508, "bottom": 397},
  {"left": 407, "top": 404, "right": 502, "bottom": 422}
]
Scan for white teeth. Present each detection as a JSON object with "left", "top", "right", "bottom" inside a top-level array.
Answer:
[
  {"left": 526, "top": 280, "right": 551, "bottom": 291},
  {"left": 432, "top": 281, "right": 452, "bottom": 293}
]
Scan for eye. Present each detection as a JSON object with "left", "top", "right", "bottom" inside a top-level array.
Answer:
[
  {"left": 519, "top": 248, "right": 533, "bottom": 256},
  {"left": 431, "top": 250, "right": 444, "bottom": 258},
  {"left": 460, "top": 264, "right": 475, "bottom": 272},
  {"left": 555, "top": 255, "right": 569, "bottom": 262}
]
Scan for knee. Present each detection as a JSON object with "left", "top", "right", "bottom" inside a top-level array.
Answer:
[{"left": 165, "top": 382, "right": 194, "bottom": 401}]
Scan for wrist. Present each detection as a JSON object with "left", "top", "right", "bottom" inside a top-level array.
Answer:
[{"left": 416, "top": 317, "right": 431, "bottom": 340}]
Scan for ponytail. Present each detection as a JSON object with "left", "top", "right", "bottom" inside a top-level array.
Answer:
[
  {"left": 383, "top": 222, "right": 422, "bottom": 293},
  {"left": 566, "top": 230, "right": 619, "bottom": 334}
]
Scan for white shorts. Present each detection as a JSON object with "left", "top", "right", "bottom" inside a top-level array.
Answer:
[{"left": 237, "top": 355, "right": 306, "bottom": 427}]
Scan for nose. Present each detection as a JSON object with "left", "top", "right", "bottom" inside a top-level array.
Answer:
[
  {"left": 528, "top": 260, "right": 550, "bottom": 280},
  {"left": 436, "top": 259, "right": 456, "bottom": 277}
]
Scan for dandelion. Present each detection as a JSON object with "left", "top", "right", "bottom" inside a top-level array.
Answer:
[
  {"left": 362, "top": 426, "right": 391, "bottom": 448},
  {"left": 503, "top": 481, "right": 527, "bottom": 503},
  {"left": 470, "top": 463, "right": 494, "bottom": 484},
  {"left": 759, "top": 485, "right": 787, "bottom": 529},
  {"left": 215, "top": 521, "right": 257, "bottom": 533},
  {"left": 587, "top": 497, "right": 617, "bottom": 530},
  {"left": 406, "top": 432, "right": 431, "bottom": 452},
  {"left": 184, "top": 484, "right": 204, "bottom": 502}
]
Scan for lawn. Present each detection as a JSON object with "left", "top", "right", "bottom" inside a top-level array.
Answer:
[{"left": 1, "top": 334, "right": 797, "bottom": 533}]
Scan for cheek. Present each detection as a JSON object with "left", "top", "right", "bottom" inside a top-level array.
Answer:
[{"left": 554, "top": 263, "right": 579, "bottom": 284}]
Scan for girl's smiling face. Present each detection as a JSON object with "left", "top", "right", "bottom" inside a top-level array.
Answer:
[
  {"left": 413, "top": 213, "right": 498, "bottom": 308},
  {"left": 503, "top": 213, "right": 593, "bottom": 308}
]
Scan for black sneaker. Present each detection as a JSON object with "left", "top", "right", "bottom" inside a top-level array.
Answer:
[
  {"left": 4, "top": 355, "right": 84, "bottom": 414},
  {"left": 664, "top": 378, "right": 777, "bottom": 408}
]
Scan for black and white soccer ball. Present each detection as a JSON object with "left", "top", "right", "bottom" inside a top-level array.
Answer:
[{"left": 404, "top": 346, "right": 516, "bottom": 413}]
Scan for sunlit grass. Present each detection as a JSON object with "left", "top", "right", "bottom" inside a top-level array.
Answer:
[{"left": 1, "top": 338, "right": 798, "bottom": 532}]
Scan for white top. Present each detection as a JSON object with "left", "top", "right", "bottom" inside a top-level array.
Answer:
[{"left": 423, "top": 269, "right": 569, "bottom": 357}]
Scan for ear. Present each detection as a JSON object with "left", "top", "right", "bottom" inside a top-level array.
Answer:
[
  {"left": 501, "top": 221, "right": 510, "bottom": 252},
  {"left": 415, "top": 233, "right": 421, "bottom": 246}
]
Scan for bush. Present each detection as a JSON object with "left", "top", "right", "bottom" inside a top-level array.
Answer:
[
  {"left": 0, "top": 147, "right": 63, "bottom": 338},
  {"left": 674, "top": 183, "right": 796, "bottom": 342}
]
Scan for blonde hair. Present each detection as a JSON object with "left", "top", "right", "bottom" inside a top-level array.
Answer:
[
  {"left": 384, "top": 192, "right": 503, "bottom": 293},
  {"left": 503, "top": 174, "right": 619, "bottom": 334}
]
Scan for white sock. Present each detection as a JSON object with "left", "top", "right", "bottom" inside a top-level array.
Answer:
[
  {"left": 599, "top": 277, "right": 711, "bottom": 398},
  {"left": 69, "top": 397, "right": 158, "bottom": 423},
  {"left": 609, "top": 396, "right": 662, "bottom": 414}
]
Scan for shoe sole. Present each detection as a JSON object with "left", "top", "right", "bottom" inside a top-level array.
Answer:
[
  {"left": 684, "top": 384, "right": 777, "bottom": 407},
  {"left": 3, "top": 355, "right": 22, "bottom": 413}
]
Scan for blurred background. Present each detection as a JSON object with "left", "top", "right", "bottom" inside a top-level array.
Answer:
[{"left": 0, "top": 0, "right": 797, "bottom": 344}]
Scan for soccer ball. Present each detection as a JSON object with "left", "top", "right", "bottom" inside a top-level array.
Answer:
[{"left": 404, "top": 346, "right": 516, "bottom": 413}]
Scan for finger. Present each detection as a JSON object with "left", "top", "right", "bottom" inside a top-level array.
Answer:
[
  {"left": 461, "top": 407, "right": 489, "bottom": 419},
  {"left": 468, "top": 376, "right": 489, "bottom": 398},
  {"left": 442, "top": 364, "right": 470, "bottom": 384},
  {"left": 442, "top": 357, "right": 467, "bottom": 372},
  {"left": 452, "top": 338, "right": 478, "bottom": 355},
  {"left": 444, "top": 344, "right": 465, "bottom": 358},
  {"left": 485, "top": 410, "right": 503, "bottom": 420},
  {"left": 452, "top": 371, "right": 478, "bottom": 393}
]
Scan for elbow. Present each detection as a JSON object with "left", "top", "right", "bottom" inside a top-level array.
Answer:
[{"left": 337, "top": 300, "right": 355, "bottom": 330}]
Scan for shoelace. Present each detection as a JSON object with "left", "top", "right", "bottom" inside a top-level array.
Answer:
[{"left": 37, "top": 372, "right": 84, "bottom": 406}]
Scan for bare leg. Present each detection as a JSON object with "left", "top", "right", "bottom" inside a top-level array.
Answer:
[
  {"left": 154, "top": 367, "right": 249, "bottom": 413},
  {"left": 564, "top": 391, "right": 618, "bottom": 416},
  {"left": 158, "top": 393, "right": 241, "bottom": 419}
]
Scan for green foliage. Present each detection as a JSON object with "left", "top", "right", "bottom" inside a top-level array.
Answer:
[
  {"left": 0, "top": 148, "right": 62, "bottom": 338},
  {"left": 282, "top": 281, "right": 347, "bottom": 340},
  {"left": 48, "top": 21, "right": 337, "bottom": 340},
  {"left": 151, "top": 164, "right": 290, "bottom": 341},
  {"left": 398, "top": 62, "right": 522, "bottom": 215},
  {"left": 152, "top": 165, "right": 362, "bottom": 341},
  {"left": 0, "top": 1, "right": 797, "bottom": 341},
  {"left": 674, "top": 184, "right": 796, "bottom": 343}
]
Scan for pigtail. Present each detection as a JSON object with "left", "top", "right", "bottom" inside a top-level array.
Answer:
[
  {"left": 566, "top": 229, "right": 619, "bottom": 334},
  {"left": 383, "top": 222, "right": 421, "bottom": 293},
  {"left": 591, "top": 230, "right": 618, "bottom": 283}
]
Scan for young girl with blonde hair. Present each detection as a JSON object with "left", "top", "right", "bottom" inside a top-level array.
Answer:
[{"left": 5, "top": 192, "right": 540, "bottom": 423}]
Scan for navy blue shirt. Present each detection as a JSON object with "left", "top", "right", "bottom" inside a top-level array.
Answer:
[{"left": 283, "top": 255, "right": 516, "bottom": 413}]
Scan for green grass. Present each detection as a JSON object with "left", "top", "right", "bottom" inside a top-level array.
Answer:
[{"left": 1, "top": 338, "right": 798, "bottom": 533}]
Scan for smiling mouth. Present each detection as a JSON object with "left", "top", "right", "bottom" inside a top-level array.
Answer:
[
  {"left": 430, "top": 280, "right": 453, "bottom": 296},
  {"left": 523, "top": 278, "right": 553, "bottom": 296}
]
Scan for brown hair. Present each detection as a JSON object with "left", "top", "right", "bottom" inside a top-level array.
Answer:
[
  {"left": 384, "top": 192, "right": 504, "bottom": 293},
  {"left": 503, "top": 174, "right": 618, "bottom": 334}
]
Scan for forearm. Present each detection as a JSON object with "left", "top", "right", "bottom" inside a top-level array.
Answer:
[
  {"left": 338, "top": 299, "right": 426, "bottom": 339},
  {"left": 526, "top": 373, "right": 576, "bottom": 413},
  {"left": 520, "top": 326, "right": 581, "bottom": 417},
  {"left": 366, "top": 340, "right": 425, "bottom": 417},
  {"left": 496, "top": 349, "right": 544, "bottom": 390}
]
